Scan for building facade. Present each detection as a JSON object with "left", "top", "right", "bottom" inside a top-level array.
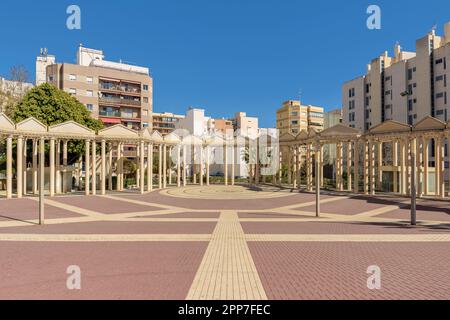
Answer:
[
  {"left": 152, "top": 112, "right": 185, "bottom": 136},
  {"left": 0, "top": 77, "right": 34, "bottom": 113},
  {"left": 276, "top": 100, "right": 324, "bottom": 135},
  {"left": 39, "top": 45, "right": 153, "bottom": 130},
  {"left": 343, "top": 22, "right": 450, "bottom": 132}
]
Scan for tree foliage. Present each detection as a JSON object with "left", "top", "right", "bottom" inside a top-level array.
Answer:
[{"left": 11, "top": 83, "right": 104, "bottom": 161}]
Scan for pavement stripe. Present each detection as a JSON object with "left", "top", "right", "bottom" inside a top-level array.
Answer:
[
  {"left": 186, "top": 211, "right": 267, "bottom": 300},
  {"left": 29, "top": 197, "right": 105, "bottom": 218}
]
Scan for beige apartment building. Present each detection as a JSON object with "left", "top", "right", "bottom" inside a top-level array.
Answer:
[
  {"left": 276, "top": 100, "right": 324, "bottom": 135},
  {"left": 343, "top": 22, "right": 450, "bottom": 132},
  {"left": 214, "top": 118, "right": 234, "bottom": 133},
  {"left": 41, "top": 46, "right": 153, "bottom": 130},
  {"left": 152, "top": 112, "right": 185, "bottom": 135}
]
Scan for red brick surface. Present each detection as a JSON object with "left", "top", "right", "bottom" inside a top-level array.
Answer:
[
  {"left": 0, "top": 242, "right": 207, "bottom": 300},
  {"left": 241, "top": 221, "right": 449, "bottom": 234},
  {"left": 249, "top": 242, "right": 450, "bottom": 300},
  {"left": 0, "top": 198, "right": 82, "bottom": 221},
  {"left": 52, "top": 196, "right": 160, "bottom": 214}
]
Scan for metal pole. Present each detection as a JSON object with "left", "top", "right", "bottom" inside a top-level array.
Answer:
[
  {"left": 315, "top": 143, "right": 320, "bottom": 218},
  {"left": 410, "top": 139, "right": 417, "bottom": 226},
  {"left": 39, "top": 138, "right": 45, "bottom": 225}
]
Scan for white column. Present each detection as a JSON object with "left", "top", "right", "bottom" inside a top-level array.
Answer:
[
  {"left": 55, "top": 140, "right": 61, "bottom": 194},
  {"left": 423, "top": 138, "right": 429, "bottom": 195},
  {"left": 136, "top": 144, "right": 140, "bottom": 188},
  {"left": 183, "top": 145, "right": 187, "bottom": 187},
  {"left": 439, "top": 135, "right": 445, "bottom": 198},
  {"left": 363, "top": 140, "right": 369, "bottom": 195},
  {"left": 158, "top": 144, "right": 163, "bottom": 189},
  {"left": 434, "top": 136, "right": 441, "bottom": 196},
  {"left": 416, "top": 136, "right": 423, "bottom": 197},
  {"left": 85, "top": 140, "right": 90, "bottom": 195},
  {"left": 49, "top": 138, "right": 55, "bottom": 197},
  {"left": 177, "top": 145, "right": 181, "bottom": 187},
  {"left": 369, "top": 140, "right": 376, "bottom": 195},
  {"left": 198, "top": 146, "right": 203, "bottom": 186},
  {"left": 393, "top": 140, "right": 398, "bottom": 193},
  {"left": 231, "top": 143, "right": 235, "bottom": 186},
  {"left": 377, "top": 141, "right": 383, "bottom": 191},
  {"left": 206, "top": 145, "right": 210, "bottom": 186},
  {"left": 23, "top": 138, "right": 27, "bottom": 196},
  {"left": 353, "top": 140, "right": 359, "bottom": 193},
  {"left": 62, "top": 140, "right": 68, "bottom": 194},
  {"left": 91, "top": 140, "right": 97, "bottom": 195},
  {"left": 346, "top": 142, "right": 352, "bottom": 191},
  {"left": 224, "top": 143, "right": 228, "bottom": 186},
  {"left": 32, "top": 139, "right": 38, "bottom": 194},
  {"left": 400, "top": 138, "right": 406, "bottom": 195},
  {"left": 6, "top": 135, "right": 13, "bottom": 199},
  {"left": 116, "top": 143, "right": 121, "bottom": 191},
  {"left": 140, "top": 141, "right": 145, "bottom": 194},
  {"left": 147, "top": 143, "right": 153, "bottom": 192},
  {"left": 108, "top": 143, "right": 113, "bottom": 191},
  {"left": 163, "top": 144, "right": 167, "bottom": 188},
  {"left": 101, "top": 140, "right": 106, "bottom": 195},
  {"left": 16, "top": 136, "right": 23, "bottom": 198}
]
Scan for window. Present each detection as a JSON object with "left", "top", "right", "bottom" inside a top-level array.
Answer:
[
  {"left": 86, "top": 104, "right": 93, "bottom": 112},
  {"left": 385, "top": 90, "right": 391, "bottom": 96},
  {"left": 408, "top": 115, "right": 413, "bottom": 125},
  {"left": 143, "top": 97, "right": 149, "bottom": 103},
  {"left": 436, "top": 75, "right": 444, "bottom": 81},
  {"left": 408, "top": 100, "right": 413, "bottom": 111},
  {"left": 291, "top": 112, "right": 298, "bottom": 116},
  {"left": 86, "top": 76, "right": 93, "bottom": 84},
  {"left": 86, "top": 90, "right": 93, "bottom": 97},
  {"left": 69, "top": 88, "right": 76, "bottom": 96},
  {"left": 436, "top": 58, "right": 443, "bottom": 65},
  {"left": 408, "top": 69, "right": 413, "bottom": 80},
  {"left": 291, "top": 129, "right": 298, "bottom": 134},
  {"left": 48, "top": 75, "right": 54, "bottom": 82},
  {"left": 436, "top": 110, "right": 444, "bottom": 116},
  {"left": 143, "top": 84, "right": 149, "bottom": 91},
  {"left": 69, "top": 74, "right": 77, "bottom": 81},
  {"left": 291, "top": 120, "right": 298, "bottom": 125},
  {"left": 436, "top": 92, "right": 444, "bottom": 99}
]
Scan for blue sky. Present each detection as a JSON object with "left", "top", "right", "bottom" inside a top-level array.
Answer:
[{"left": 1, "top": 0, "right": 449, "bottom": 127}]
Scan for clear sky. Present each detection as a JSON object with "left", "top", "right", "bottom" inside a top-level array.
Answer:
[{"left": 1, "top": 0, "right": 449, "bottom": 127}]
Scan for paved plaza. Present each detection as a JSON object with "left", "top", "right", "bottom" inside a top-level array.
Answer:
[{"left": 0, "top": 185, "right": 449, "bottom": 300}]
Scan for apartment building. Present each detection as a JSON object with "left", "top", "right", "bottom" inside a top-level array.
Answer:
[
  {"left": 0, "top": 77, "right": 34, "bottom": 112},
  {"left": 175, "top": 108, "right": 215, "bottom": 136},
  {"left": 276, "top": 100, "right": 324, "bottom": 135},
  {"left": 152, "top": 112, "right": 185, "bottom": 135},
  {"left": 213, "top": 118, "right": 234, "bottom": 134},
  {"left": 343, "top": 22, "right": 450, "bottom": 132},
  {"left": 40, "top": 45, "right": 153, "bottom": 130},
  {"left": 323, "top": 109, "right": 343, "bottom": 165}
]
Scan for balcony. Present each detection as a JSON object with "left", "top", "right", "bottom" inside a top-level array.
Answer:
[
  {"left": 99, "top": 110, "right": 121, "bottom": 118},
  {"left": 99, "top": 81, "right": 141, "bottom": 95},
  {"left": 99, "top": 96, "right": 141, "bottom": 107}
]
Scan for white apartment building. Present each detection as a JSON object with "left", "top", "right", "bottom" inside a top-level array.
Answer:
[
  {"left": 343, "top": 22, "right": 450, "bottom": 132},
  {"left": 175, "top": 107, "right": 215, "bottom": 136}
]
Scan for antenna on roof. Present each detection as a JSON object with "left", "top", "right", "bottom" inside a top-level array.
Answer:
[
  {"left": 298, "top": 89, "right": 303, "bottom": 103},
  {"left": 430, "top": 24, "right": 437, "bottom": 34}
]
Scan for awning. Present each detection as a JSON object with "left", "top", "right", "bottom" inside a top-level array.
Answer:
[{"left": 100, "top": 117, "right": 121, "bottom": 124}]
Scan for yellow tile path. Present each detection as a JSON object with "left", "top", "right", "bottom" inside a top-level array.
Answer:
[{"left": 186, "top": 211, "right": 267, "bottom": 300}]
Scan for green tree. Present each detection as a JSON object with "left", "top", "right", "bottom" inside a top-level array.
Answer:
[{"left": 11, "top": 83, "right": 104, "bottom": 162}]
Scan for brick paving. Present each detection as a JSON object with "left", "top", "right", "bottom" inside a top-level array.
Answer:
[
  {"left": 0, "top": 242, "right": 207, "bottom": 300},
  {"left": 249, "top": 242, "right": 450, "bottom": 300},
  {"left": 0, "top": 198, "right": 82, "bottom": 221},
  {"left": 0, "top": 186, "right": 448, "bottom": 300},
  {"left": 0, "top": 221, "right": 217, "bottom": 234},
  {"left": 52, "top": 196, "right": 160, "bottom": 214}
]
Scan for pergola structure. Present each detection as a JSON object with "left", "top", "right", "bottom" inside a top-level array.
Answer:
[
  {"left": 0, "top": 113, "right": 260, "bottom": 199},
  {"left": 278, "top": 116, "right": 450, "bottom": 199}
]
